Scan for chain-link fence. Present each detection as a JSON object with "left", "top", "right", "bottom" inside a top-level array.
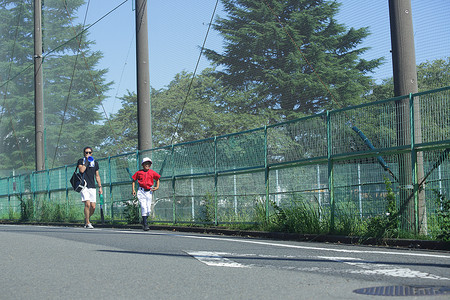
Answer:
[{"left": 1, "top": 86, "right": 449, "bottom": 236}]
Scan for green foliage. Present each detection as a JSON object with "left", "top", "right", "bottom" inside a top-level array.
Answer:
[
  {"left": 96, "top": 91, "right": 139, "bottom": 155},
  {"left": 416, "top": 57, "right": 450, "bottom": 91},
  {"left": 269, "top": 198, "right": 325, "bottom": 234},
  {"left": 0, "top": 0, "right": 111, "bottom": 169},
  {"left": 433, "top": 191, "right": 450, "bottom": 241},
  {"left": 364, "top": 178, "right": 399, "bottom": 240},
  {"left": 101, "top": 69, "right": 270, "bottom": 151},
  {"left": 38, "top": 200, "right": 51, "bottom": 222},
  {"left": 19, "top": 196, "right": 34, "bottom": 221},
  {"left": 245, "top": 198, "right": 268, "bottom": 230},
  {"left": 204, "top": 0, "right": 382, "bottom": 118},
  {"left": 66, "top": 204, "right": 83, "bottom": 222},
  {"left": 365, "top": 57, "right": 450, "bottom": 101},
  {"left": 8, "top": 207, "right": 20, "bottom": 220},
  {"left": 51, "top": 203, "right": 66, "bottom": 223},
  {"left": 35, "top": 200, "right": 66, "bottom": 222},
  {"left": 333, "top": 201, "right": 365, "bottom": 236},
  {"left": 198, "top": 192, "right": 216, "bottom": 223},
  {"left": 123, "top": 197, "right": 140, "bottom": 224}
]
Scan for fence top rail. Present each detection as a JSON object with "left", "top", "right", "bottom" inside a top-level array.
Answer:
[
  {"left": 329, "top": 85, "right": 450, "bottom": 115},
  {"left": 267, "top": 111, "right": 328, "bottom": 129},
  {"left": 414, "top": 85, "right": 450, "bottom": 97}
]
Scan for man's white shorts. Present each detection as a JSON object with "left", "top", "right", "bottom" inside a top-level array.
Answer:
[{"left": 81, "top": 188, "right": 97, "bottom": 203}]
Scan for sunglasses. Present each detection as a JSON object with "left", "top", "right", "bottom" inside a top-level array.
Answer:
[{"left": 85, "top": 151, "right": 92, "bottom": 154}]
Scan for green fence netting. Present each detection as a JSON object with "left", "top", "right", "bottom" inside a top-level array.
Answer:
[{"left": 1, "top": 87, "right": 449, "bottom": 236}]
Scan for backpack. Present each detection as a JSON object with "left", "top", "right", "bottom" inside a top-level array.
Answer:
[{"left": 70, "top": 166, "right": 86, "bottom": 192}]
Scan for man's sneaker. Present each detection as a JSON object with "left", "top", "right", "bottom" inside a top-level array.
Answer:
[
  {"left": 143, "top": 225, "right": 149, "bottom": 231},
  {"left": 84, "top": 223, "right": 94, "bottom": 229}
]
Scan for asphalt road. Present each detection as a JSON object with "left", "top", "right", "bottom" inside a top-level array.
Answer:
[{"left": 1, "top": 225, "right": 449, "bottom": 299}]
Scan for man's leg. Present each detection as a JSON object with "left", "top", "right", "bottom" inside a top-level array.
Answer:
[
  {"left": 89, "top": 202, "right": 96, "bottom": 217},
  {"left": 84, "top": 200, "right": 91, "bottom": 225}
]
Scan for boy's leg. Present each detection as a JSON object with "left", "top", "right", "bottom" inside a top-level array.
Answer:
[
  {"left": 144, "top": 192, "right": 152, "bottom": 230},
  {"left": 142, "top": 215, "right": 149, "bottom": 230},
  {"left": 137, "top": 190, "right": 150, "bottom": 230}
]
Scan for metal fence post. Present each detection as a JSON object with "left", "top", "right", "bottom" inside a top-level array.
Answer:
[
  {"left": 109, "top": 155, "right": 114, "bottom": 223},
  {"left": 65, "top": 165, "right": 69, "bottom": 217},
  {"left": 410, "top": 92, "right": 419, "bottom": 233},
  {"left": 264, "top": 126, "right": 269, "bottom": 222},
  {"left": 47, "top": 169, "right": 50, "bottom": 201},
  {"left": 171, "top": 145, "right": 176, "bottom": 224},
  {"left": 7, "top": 176, "right": 10, "bottom": 217},
  {"left": 214, "top": 136, "right": 218, "bottom": 225},
  {"left": 31, "top": 171, "right": 35, "bottom": 220},
  {"left": 327, "top": 111, "right": 335, "bottom": 232}
]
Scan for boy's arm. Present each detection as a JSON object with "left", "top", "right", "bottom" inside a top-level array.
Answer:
[
  {"left": 152, "top": 179, "right": 160, "bottom": 191},
  {"left": 132, "top": 180, "right": 136, "bottom": 196}
]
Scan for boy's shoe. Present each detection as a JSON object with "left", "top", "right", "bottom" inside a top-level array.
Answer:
[
  {"left": 143, "top": 225, "right": 149, "bottom": 231},
  {"left": 84, "top": 223, "right": 94, "bottom": 229}
]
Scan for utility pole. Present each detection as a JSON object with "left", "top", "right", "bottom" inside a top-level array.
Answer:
[
  {"left": 34, "top": 0, "right": 45, "bottom": 171},
  {"left": 135, "top": 0, "right": 152, "bottom": 151},
  {"left": 389, "top": 0, "right": 426, "bottom": 234}
]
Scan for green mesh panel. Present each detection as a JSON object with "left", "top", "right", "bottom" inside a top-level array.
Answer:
[
  {"left": 216, "top": 130, "right": 265, "bottom": 172},
  {"left": 0, "top": 89, "right": 449, "bottom": 231},
  {"left": 268, "top": 115, "right": 328, "bottom": 164}
]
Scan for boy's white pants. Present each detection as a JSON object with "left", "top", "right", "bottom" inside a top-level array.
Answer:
[{"left": 137, "top": 187, "right": 153, "bottom": 217}]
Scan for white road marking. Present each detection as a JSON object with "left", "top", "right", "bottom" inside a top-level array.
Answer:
[
  {"left": 186, "top": 251, "right": 249, "bottom": 268},
  {"left": 169, "top": 233, "right": 450, "bottom": 259},
  {"left": 186, "top": 251, "right": 450, "bottom": 281},
  {"left": 104, "top": 227, "right": 450, "bottom": 259},
  {"left": 319, "top": 256, "right": 450, "bottom": 281}
]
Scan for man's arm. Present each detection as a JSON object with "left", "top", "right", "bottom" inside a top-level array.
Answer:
[
  {"left": 78, "top": 158, "right": 88, "bottom": 173},
  {"left": 78, "top": 162, "right": 86, "bottom": 173},
  {"left": 95, "top": 170, "right": 103, "bottom": 194}
]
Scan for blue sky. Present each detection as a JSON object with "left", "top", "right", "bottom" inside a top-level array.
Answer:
[{"left": 73, "top": 0, "right": 449, "bottom": 115}]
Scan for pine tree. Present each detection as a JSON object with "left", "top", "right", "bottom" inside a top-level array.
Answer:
[
  {"left": 204, "top": 0, "right": 382, "bottom": 119},
  {"left": 0, "top": 0, "right": 111, "bottom": 170}
]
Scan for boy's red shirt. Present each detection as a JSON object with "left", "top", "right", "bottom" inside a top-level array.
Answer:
[{"left": 132, "top": 169, "right": 161, "bottom": 189}]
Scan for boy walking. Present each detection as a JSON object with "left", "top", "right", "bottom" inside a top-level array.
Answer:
[{"left": 132, "top": 157, "right": 161, "bottom": 231}]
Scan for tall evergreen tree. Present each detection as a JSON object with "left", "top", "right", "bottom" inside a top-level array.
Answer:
[
  {"left": 0, "top": 0, "right": 111, "bottom": 171},
  {"left": 204, "top": 0, "right": 382, "bottom": 119}
]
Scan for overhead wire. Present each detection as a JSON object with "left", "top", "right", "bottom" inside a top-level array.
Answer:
[
  {"left": 168, "top": 0, "right": 220, "bottom": 146},
  {"left": 49, "top": 0, "right": 130, "bottom": 166},
  {"left": 157, "top": 0, "right": 219, "bottom": 176},
  {"left": 112, "top": 32, "right": 135, "bottom": 113},
  {"left": 50, "top": 0, "right": 91, "bottom": 168}
]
